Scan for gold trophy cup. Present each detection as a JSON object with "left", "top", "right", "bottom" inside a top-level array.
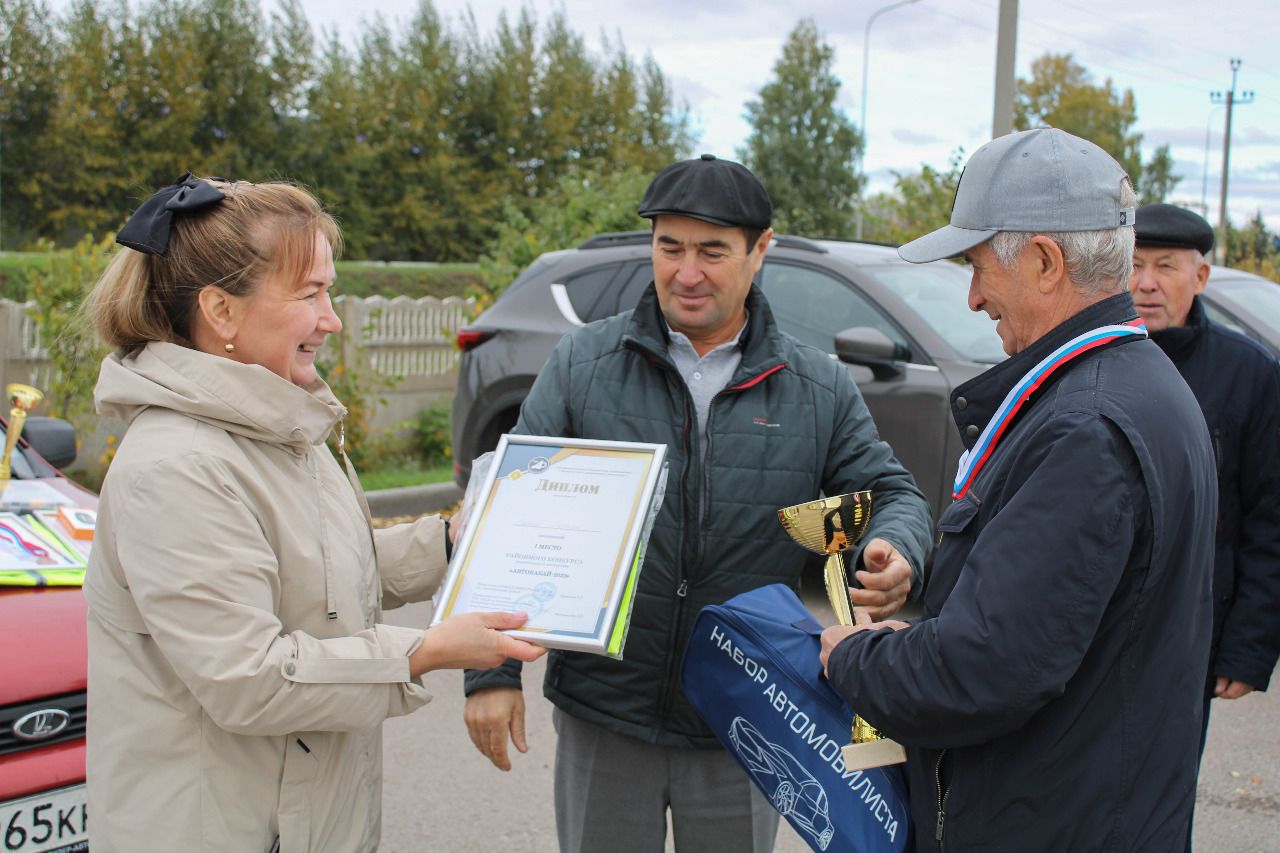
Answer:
[
  {"left": 0, "top": 383, "right": 44, "bottom": 480},
  {"left": 778, "top": 491, "right": 907, "bottom": 771}
]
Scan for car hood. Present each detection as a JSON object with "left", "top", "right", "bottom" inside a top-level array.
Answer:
[{"left": 0, "top": 587, "right": 87, "bottom": 705}]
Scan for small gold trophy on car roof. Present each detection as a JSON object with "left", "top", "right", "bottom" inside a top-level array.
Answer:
[
  {"left": 0, "top": 383, "right": 44, "bottom": 481},
  {"left": 778, "top": 491, "right": 908, "bottom": 771}
]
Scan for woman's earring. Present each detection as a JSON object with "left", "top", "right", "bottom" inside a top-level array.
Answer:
[{"left": 224, "top": 342, "right": 235, "bottom": 353}]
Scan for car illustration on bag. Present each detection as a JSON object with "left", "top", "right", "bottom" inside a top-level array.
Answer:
[{"left": 729, "top": 716, "right": 834, "bottom": 850}]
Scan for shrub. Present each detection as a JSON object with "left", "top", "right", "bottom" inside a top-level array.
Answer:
[
  {"left": 412, "top": 397, "right": 453, "bottom": 466},
  {"left": 335, "top": 262, "right": 482, "bottom": 299},
  {"left": 0, "top": 252, "right": 53, "bottom": 301},
  {"left": 24, "top": 236, "right": 111, "bottom": 426},
  {"left": 318, "top": 313, "right": 397, "bottom": 471}
]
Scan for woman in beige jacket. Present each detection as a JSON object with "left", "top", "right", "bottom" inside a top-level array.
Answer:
[{"left": 81, "top": 174, "right": 543, "bottom": 852}]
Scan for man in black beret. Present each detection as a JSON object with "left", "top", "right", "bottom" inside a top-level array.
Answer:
[
  {"left": 1131, "top": 202, "right": 1280, "bottom": 846},
  {"left": 462, "top": 155, "right": 932, "bottom": 852}
]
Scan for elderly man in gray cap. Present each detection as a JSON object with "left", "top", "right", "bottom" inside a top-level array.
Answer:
[
  {"left": 820, "top": 128, "right": 1218, "bottom": 851},
  {"left": 462, "top": 154, "right": 932, "bottom": 852},
  {"left": 1132, "top": 203, "right": 1280, "bottom": 845}
]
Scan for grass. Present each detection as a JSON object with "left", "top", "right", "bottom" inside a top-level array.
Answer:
[{"left": 358, "top": 459, "right": 454, "bottom": 492}]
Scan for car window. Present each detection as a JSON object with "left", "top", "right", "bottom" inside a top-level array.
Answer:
[
  {"left": 1209, "top": 276, "right": 1280, "bottom": 334},
  {"left": 759, "top": 261, "right": 912, "bottom": 357},
  {"left": 563, "top": 263, "right": 627, "bottom": 323},
  {"left": 1200, "top": 299, "right": 1256, "bottom": 339},
  {"left": 863, "top": 262, "right": 1006, "bottom": 363},
  {"left": 616, "top": 263, "right": 653, "bottom": 313}
]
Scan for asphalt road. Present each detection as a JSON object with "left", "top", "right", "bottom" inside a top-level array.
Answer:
[{"left": 380, "top": 595, "right": 1280, "bottom": 852}]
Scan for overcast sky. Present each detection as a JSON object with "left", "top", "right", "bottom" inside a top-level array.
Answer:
[{"left": 227, "top": 1, "right": 1280, "bottom": 231}]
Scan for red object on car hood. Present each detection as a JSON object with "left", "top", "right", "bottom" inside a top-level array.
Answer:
[{"left": 0, "top": 587, "right": 87, "bottom": 706}]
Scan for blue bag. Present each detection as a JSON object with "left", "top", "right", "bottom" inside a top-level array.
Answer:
[{"left": 681, "top": 584, "right": 911, "bottom": 853}]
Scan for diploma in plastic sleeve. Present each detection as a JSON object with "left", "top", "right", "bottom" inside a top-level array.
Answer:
[{"left": 430, "top": 435, "right": 668, "bottom": 658}]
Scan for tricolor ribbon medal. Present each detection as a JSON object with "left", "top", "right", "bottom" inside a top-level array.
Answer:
[{"left": 953, "top": 319, "right": 1147, "bottom": 500}]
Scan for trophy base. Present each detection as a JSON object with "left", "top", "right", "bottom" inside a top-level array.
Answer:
[{"left": 841, "top": 737, "right": 907, "bottom": 771}]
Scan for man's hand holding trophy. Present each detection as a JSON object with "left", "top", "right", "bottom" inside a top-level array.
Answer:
[{"left": 778, "top": 491, "right": 910, "bottom": 771}]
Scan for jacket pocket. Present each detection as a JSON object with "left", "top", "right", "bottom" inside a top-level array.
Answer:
[
  {"left": 928, "top": 493, "right": 982, "bottom": 610},
  {"left": 277, "top": 735, "right": 320, "bottom": 853},
  {"left": 936, "top": 492, "right": 980, "bottom": 536}
]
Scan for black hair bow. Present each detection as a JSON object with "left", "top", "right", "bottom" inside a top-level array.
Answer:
[{"left": 116, "top": 172, "right": 226, "bottom": 255}]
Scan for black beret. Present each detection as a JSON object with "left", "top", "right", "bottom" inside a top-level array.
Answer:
[
  {"left": 1135, "top": 203, "right": 1215, "bottom": 255},
  {"left": 638, "top": 154, "right": 772, "bottom": 229}
]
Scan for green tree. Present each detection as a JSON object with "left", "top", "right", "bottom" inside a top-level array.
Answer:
[
  {"left": 299, "top": 33, "right": 372, "bottom": 245},
  {"left": 639, "top": 55, "right": 693, "bottom": 158},
  {"left": 265, "top": 0, "right": 316, "bottom": 168},
  {"left": 476, "top": 165, "right": 652, "bottom": 308},
  {"left": 1014, "top": 52, "right": 1180, "bottom": 203},
  {"left": 1226, "top": 211, "right": 1280, "bottom": 280},
  {"left": 453, "top": 8, "right": 539, "bottom": 201},
  {"left": 191, "top": 0, "right": 274, "bottom": 177},
  {"left": 0, "top": 0, "right": 61, "bottom": 247},
  {"left": 740, "top": 18, "right": 861, "bottom": 237},
  {"left": 860, "top": 151, "right": 964, "bottom": 247},
  {"left": 40, "top": 0, "right": 136, "bottom": 242},
  {"left": 1138, "top": 144, "right": 1179, "bottom": 206},
  {"left": 119, "top": 3, "right": 208, "bottom": 192},
  {"left": 2, "top": 0, "right": 692, "bottom": 259}
]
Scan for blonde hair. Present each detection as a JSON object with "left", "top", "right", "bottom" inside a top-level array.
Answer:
[{"left": 86, "top": 178, "right": 342, "bottom": 349}]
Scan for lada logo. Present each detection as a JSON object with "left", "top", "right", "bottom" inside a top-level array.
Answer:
[{"left": 13, "top": 708, "right": 71, "bottom": 741}]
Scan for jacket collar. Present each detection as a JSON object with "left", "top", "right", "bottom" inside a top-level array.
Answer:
[
  {"left": 951, "top": 292, "right": 1141, "bottom": 449},
  {"left": 623, "top": 282, "right": 787, "bottom": 384},
  {"left": 95, "top": 341, "right": 346, "bottom": 449},
  {"left": 1148, "top": 295, "right": 1207, "bottom": 361}
]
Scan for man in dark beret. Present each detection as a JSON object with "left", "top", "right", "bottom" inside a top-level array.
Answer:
[
  {"left": 461, "top": 154, "right": 932, "bottom": 852},
  {"left": 1131, "top": 202, "right": 1280, "bottom": 845}
]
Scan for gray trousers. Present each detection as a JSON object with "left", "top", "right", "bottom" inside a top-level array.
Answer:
[{"left": 553, "top": 708, "right": 780, "bottom": 853}]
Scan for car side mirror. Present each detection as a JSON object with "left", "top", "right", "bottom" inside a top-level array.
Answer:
[
  {"left": 834, "top": 327, "right": 908, "bottom": 381},
  {"left": 22, "top": 416, "right": 78, "bottom": 471}
]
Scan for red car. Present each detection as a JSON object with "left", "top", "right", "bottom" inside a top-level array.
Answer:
[{"left": 0, "top": 416, "right": 95, "bottom": 853}]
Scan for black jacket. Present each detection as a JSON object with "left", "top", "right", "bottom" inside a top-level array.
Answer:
[
  {"left": 1151, "top": 296, "right": 1280, "bottom": 691},
  {"left": 465, "top": 283, "right": 933, "bottom": 746},
  {"left": 828, "top": 294, "right": 1216, "bottom": 852}
]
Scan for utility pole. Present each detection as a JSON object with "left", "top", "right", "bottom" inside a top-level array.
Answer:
[
  {"left": 992, "top": 0, "right": 1019, "bottom": 138},
  {"left": 1210, "top": 59, "right": 1254, "bottom": 265}
]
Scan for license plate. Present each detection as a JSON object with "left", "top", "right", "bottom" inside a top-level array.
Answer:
[{"left": 0, "top": 784, "right": 87, "bottom": 853}]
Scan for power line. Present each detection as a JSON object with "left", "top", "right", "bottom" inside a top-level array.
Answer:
[
  {"left": 951, "top": 0, "right": 1268, "bottom": 95},
  {"left": 1046, "top": 0, "right": 1280, "bottom": 81}
]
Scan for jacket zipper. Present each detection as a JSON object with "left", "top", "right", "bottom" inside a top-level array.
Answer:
[
  {"left": 646, "top": 344, "right": 786, "bottom": 731},
  {"left": 935, "top": 749, "right": 950, "bottom": 851},
  {"left": 656, "top": 380, "right": 698, "bottom": 729}
]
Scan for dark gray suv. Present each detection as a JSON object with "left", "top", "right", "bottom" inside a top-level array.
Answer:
[
  {"left": 1200, "top": 267, "right": 1280, "bottom": 356},
  {"left": 452, "top": 232, "right": 1004, "bottom": 519},
  {"left": 452, "top": 234, "right": 1280, "bottom": 519}
]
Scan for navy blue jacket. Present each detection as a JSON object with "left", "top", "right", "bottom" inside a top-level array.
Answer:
[
  {"left": 827, "top": 294, "right": 1216, "bottom": 852},
  {"left": 1151, "top": 296, "right": 1280, "bottom": 692}
]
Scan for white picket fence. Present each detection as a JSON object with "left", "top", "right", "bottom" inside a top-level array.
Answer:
[
  {"left": 334, "top": 294, "right": 473, "bottom": 383},
  {"left": 0, "top": 299, "right": 53, "bottom": 393}
]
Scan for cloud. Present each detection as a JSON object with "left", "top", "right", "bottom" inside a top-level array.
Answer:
[
  {"left": 1144, "top": 126, "right": 1217, "bottom": 148},
  {"left": 1237, "top": 161, "right": 1280, "bottom": 180},
  {"left": 1236, "top": 127, "right": 1280, "bottom": 147},
  {"left": 892, "top": 128, "right": 945, "bottom": 146},
  {"left": 668, "top": 75, "right": 717, "bottom": 106}
]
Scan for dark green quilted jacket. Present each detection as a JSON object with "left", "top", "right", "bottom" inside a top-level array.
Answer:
[{"left": 464, "top": 283, "right": 932, "bottom": 747}]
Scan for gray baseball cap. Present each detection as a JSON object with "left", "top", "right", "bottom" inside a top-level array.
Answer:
[{"left": 898, "top": 127, "right": 1135, "bottom": 264}]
